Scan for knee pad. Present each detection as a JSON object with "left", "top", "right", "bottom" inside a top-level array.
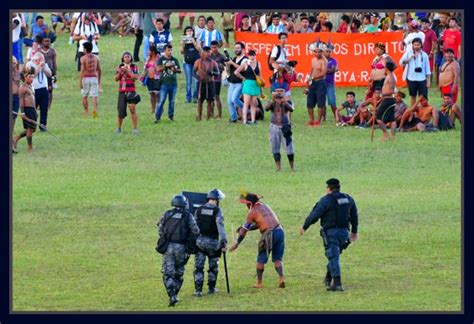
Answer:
[
  {"left": 273, "top": 153, "right": 281, "bottom": 162},
  {"left": 287, "top": 154, "right": 294, "bottom": 162}
]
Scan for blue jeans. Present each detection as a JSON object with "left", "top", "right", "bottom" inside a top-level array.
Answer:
[
  {"left": 143, "top": 35, "right": 150, "bottom": 62},
  {"left": 156, "top": 83, "right": 177, "bottom": 120},
  {"left": 326, "top": 82, "right": 336, "bottom": 107},
  {"left": 324, "top": 228, "right": 349, "bottom": 277},
  {"left": 183, "top": 63, "right": 198, "bottom": 102},
  {"left": 226, "top": 82, "right": 243, "bottom": 121}
]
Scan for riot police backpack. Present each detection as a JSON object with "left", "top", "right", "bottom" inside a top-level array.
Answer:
[{"left": 156, "top": 212, "right": 184, "bottom": 254}]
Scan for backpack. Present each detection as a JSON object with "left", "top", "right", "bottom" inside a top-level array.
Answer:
[{"left": 268, "top": 45, "right": 282, "bottom": 70}]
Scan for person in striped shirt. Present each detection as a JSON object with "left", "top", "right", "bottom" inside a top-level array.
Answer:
[
  {"left": 265, "top": 13, "right": 287, "bottom": 34},
  {"left": 114, "top": 52, "right": 140, "bottom": 134},
  {"left": 199, "top": 16, "right": 223, "bottom": 48}
]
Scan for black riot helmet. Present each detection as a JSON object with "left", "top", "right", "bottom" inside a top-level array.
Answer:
[
  {"left": 171, "top": 194, "right": 188, "bottom": 208},
  {"left": 207, "top": 189, "right": 225, "bottom": 201}
]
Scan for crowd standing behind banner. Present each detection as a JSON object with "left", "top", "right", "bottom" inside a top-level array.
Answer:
[{"left": 11, "top": 11, "right": 462, "bottom": 151}]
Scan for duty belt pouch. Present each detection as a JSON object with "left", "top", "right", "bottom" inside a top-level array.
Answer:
[
  {"left": 156, "top": 236, "right": 169, "bottom": 254},
  {"left": 320, "top": 227, "right": 329, "bottom": 248}
]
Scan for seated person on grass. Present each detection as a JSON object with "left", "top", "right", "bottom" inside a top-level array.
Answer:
[
  {"left": 438, "top": 93, "right": 462, "bottom": 130},
  {"left": 335, "top": 91, "right": 360, "bottom": 126},
  {"left": 352, "top": 87, "right": 382, "bottom": 129},
  {"left": 392, "top": 90, "right": 408, "bottom": 128},
  {"left": 399, "top": 95, "right": 439, "bottom": 132}
]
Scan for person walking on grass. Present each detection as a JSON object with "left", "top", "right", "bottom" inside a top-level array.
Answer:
[
  {"left": 79, "top": 41, "right": 101, "bottom": 118},
  {"left": 300, "top": 178, "right": 358, "bottom": 292}
]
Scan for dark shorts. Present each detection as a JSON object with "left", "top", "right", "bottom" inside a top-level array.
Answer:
[
  {"left": 407, "top": 80, "right": 428, "bottom": 98},
  {"left": 12, "top": 95, "right": 19, "bottom": 119},
  {"left": 371, "top": 78, "right": 385, "bottom": 92},
  {"left": 257, "top": 227, "right": 285, "bottom": 264},
  {"left": 23, "top": 107, "right": 38, "bottom": 130},
  {"left": 213, "top": 81, "right": 222, "bottom": 96},
  {"left": 376, "top": 97, "right": 396, "bottom": 123},
  {"left": 117, "top": 92, "right": 128, "bottom": 119},
  {"left": 306, "top": 79, "right": 326, "bottom": 109},
  {"left": 403, "top": 117, "right": 423, "bottom": 129},
  {"left": 146, "top": 78, "right": 161, "bottom": 93},
  {"left": 198, "top": 81, "right": 215, "bottom": 103}
]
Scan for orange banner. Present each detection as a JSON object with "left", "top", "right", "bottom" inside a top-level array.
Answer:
[{"left": 234, "top": 31, "right": 407, "bottom": 87}]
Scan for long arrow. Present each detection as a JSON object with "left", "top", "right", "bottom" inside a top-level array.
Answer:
[{"left": 12, "top": 111, "right": 59, "bottom": 141}]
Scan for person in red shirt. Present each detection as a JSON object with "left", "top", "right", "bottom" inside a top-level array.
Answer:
[
  {"left": 114, "top": 52, "right": 140, "bottom": 134},
  {"left": 337, "top": 14, "right": 350, "bottom": 33},
  {"left": 421, "top": 18, "right": 438, "bottom": 77},
  {"left": 442, "top": 17, "right": 461, "bottom": 60}
]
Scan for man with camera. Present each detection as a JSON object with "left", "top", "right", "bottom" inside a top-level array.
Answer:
[
  {"left": 210, "top": 41, "right": 227, "bottom": 119},
  {"left": 300, "top": 178, "right": 359, "bottom": 292},
  {"left": 400, "top": 38, "right": 431, "bottom": 107},
  {"left": 155, "top": 45, "right": 181, "bottom": 122},
  {"left": 265, "top": 89, "right": 295, "bottom": 172},
  {"left": 193, "top": 46, "right": 220, "bottom": 121},
  {"left": 192, "top": 189, "right": 227, "bottom": 296},
  {"left": 157, "top": 195, "right": 200, "bottom": 307},
  {"left": 73, "top": 13, "right": 100, "bottom": 72}
]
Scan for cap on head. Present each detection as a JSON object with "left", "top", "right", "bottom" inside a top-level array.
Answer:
[
  {"left": 326, "top": 178, "right": 341, "bottom": 190},
  {"left": 207, "top": 189, "right": 225, "bottom": 201},
  {"left": 410, "top": 20, "right": 419, "bottom": 28},
  {"left": 171, "top": 194, "right": 188, "bottom": 208}
]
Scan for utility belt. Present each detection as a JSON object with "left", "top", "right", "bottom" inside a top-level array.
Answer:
[{"left": 320, "top": 227, "right": 351, "bottom": 253}]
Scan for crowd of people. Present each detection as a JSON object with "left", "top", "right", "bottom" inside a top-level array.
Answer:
[{"left": 11, "top": 12, "right": 462, "bottom": 158}]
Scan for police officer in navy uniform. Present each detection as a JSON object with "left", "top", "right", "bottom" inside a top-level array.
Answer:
[
  {"left": 193, "top": 189, "right": 227, "bottom": 296},
  {"left": 158, "top": 194, "right": 200, "bottom": 306},
  {"left": 300, "top": 178, "right": 358, "bottom": 292}
]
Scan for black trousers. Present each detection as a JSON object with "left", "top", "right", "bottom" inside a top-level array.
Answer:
[
  {"left": 134, "top": 29, "right": 143, "bottom": 62},
  {"left": 35, "top": 87, "right": 49, "bottom": 126}
]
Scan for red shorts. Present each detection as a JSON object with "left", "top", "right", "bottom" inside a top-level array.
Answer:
[
  {"left": 440, "top": 84, "right": 459, "bottom": 104},
  {"left": 429, "top": 57, "right": 434, "bottom": 72}
]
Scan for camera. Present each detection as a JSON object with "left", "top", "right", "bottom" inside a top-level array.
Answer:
[
  {"left": 181, "top": 35, "right": 194, "bottom": 44},
  {"left": 414, "top": 67, "right": 422, "bottom": 73},
  {"left": 87, "top": 35, "right": 94, "bottom": 43}
]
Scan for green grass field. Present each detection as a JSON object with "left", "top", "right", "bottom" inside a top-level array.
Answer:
[{"left": 12, "top": 12, "right": 462, "bottom": 312}]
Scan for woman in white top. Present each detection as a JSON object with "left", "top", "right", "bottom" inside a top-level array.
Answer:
[{"left": 25, "top": 52, "right": 52, "bottom": 129}]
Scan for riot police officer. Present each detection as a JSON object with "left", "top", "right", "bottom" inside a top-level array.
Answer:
[
  {"left": 157, "top": 194, "right": 200, "bottom": 306},
  {"left": 193, "top": 189, "right": 227, "bottom": 296},
  {"left": 299, "top": 178, "right": 358, "bottom": 292}
]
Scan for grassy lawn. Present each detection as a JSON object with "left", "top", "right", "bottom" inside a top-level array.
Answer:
[{"left": 12, "top": 12, "right": 461, "bottom": 312}]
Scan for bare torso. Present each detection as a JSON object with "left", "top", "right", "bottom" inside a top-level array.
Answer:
[
  {"left": 81, "top": 53, "right": 99, "bottom": 77},
  {"left": 19, "top": 84, "right": 35, "bottom": 108},
  {"left": 311, "top": 56, "right": 327, "bottom": 80},
  {"left": 439, "top": 60, "right": 459, "bottom": 87}
]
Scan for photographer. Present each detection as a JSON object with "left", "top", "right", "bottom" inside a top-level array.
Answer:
[
  {"left": 180, "top": 26, "right": 201, "bottom": 104},
  {"left": 193, "top": 46, "right": 219, "bottom": 121},
  {"left": 155, "top": 45, "right": 181, "bottom": 122},
  {"left": 114, "top": 52, "right": 140, "bottom": 134},
  {"left": 265, "top": 89, "right": 295, "bottom": 172},
  {"left": 399, "top": 38, "right": 431, "bottom": 106},
  {"left": 73, "top": 13, "right": 100, "bottom": 72}
]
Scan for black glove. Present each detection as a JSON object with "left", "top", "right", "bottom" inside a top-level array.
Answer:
[{"left": 219, "top": 239, "right": 227, "bottom": 249}]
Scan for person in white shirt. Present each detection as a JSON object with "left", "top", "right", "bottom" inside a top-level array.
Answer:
[
  {"left": 25, "top": 52, "right": 52, "bottom": 129},
  {"left": 403, "top": 20, "right": 425, "bottom": 53},
  {"left": 73, "top": 13, "right": 100, "bottom": 71},
  {"left": 194, "top": 15, "right": 207, "bottom": 41}
]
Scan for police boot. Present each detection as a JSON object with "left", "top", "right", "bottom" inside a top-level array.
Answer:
[
  {"left": 194, "top": 283, "right": 203, "bottom": 297},
  {"left": 327, "top": 276, "right": 344, "bottom": 292},
  {"left": 208, "top": 281, "right": 219, "bottom": 294},
  {"left": 323, "top": 271, "right": 332, "bottom": 288},
  {"left": 168, "top": 295, "right": 179, "bottom": 307}
]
